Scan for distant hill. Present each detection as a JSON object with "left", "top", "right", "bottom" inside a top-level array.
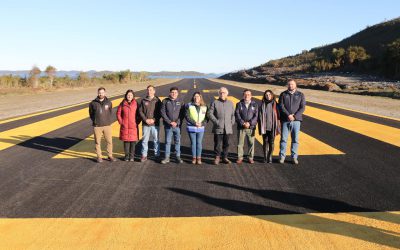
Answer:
[
  {"left": 220, "top": 17, "right": 400, "bottom": 83},
  {"left": 0, "top": 70, "right": 222, "bottom": 79}
]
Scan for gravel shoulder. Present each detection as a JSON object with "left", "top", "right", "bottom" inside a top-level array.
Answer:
[
  {"left": 0, "top": 78, "right": 180, "bottom": 120},
  {"left": 210, "top": 78, "right": 400, "bottom": 119}
]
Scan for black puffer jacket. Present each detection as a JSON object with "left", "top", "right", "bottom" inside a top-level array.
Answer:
[
  {"left": 278, "top": 90, "right": 306, "bottom": 122},
  {"left": 89, "top": 96, "right": 113, "bottom": 127}
]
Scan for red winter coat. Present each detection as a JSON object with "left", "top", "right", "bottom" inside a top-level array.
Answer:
[{"left": 117, "top": 100, "right": 139, "bottom": 142}]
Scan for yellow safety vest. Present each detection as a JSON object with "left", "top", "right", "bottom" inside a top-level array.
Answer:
[{"left": 188, "top": 104, "right": 207, "bottom": 123}]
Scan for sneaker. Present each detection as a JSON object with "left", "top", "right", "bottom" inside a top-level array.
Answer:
[
  {"left": 176, "top": 157, "right": 183, "bottom": 164},
  {"left": 279, "top": 157, "right": 285, "bottom": 164},
  {"left": 222, "top": 158, "right": 231, "bottom": 164},
  {"left": 236, "top": 158, "right": 243, "bottom": 164},
  {"left": 248, "top": 158, "right": 254, "bottom": 164},
  {"left": 196, "top": 157, "right": 202, "bottom": 165},
  {"left": 129, "top": 158, "right": 134, "bottom": 162},
  {"left": 124, "top": 155, "right": 130, "bottom": 162},
  {"left": 192, "top": 158, "right": 197, "bottom": 164},
  {"left": 214, "top": 156, "right": 221, "bottom": 165},
  {"left": 108, "top": 156, "right": 117, "bottom": 162},
  {"left": 97, "top": 158, "right": 103, "bottom": 163},
  {"left": 140, "top": 156, "right": 147, "bottom": 162},
  {"left": 292, "top": 158, "right": 299, "bottom": 165},
  {"left": 161, "top": 158, "right": 170, "bottom": 164}
]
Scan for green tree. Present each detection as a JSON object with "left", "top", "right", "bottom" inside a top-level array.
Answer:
[
  {"left": 345, "top": 46, "right": 369, "bottom": 64},
  {"left": 29, "top": 65, "right": 41, "bottom": 88},
  {"left": 384, "top": 39, "right": 400, "bottom": 78},
  {"left": 118, "top": 70, "right": 131, "bottom": 83},
  {"left": 77, "top": 72, "right": 89, "bottom": 85},
  {"left": 332, "top": 48, "right": 345, "bottom": 67},
  {"left": 45, "top": 65, "right": 57, "bottom": 87}
]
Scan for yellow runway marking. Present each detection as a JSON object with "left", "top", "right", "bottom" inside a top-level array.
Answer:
[
  {"left": 254, "top": 95, "right": 400, "bottom": 147},
  {"left": 53, "top": 121, "right": 124, "bottom": 159},
  {"left": 308, "top": 100, "right": 400, "bottom": 122},
  {"left": 304, "top": 106, "right": 400, "bottom": 148},
  {"left": 0, "top": 93, "right": 124, "bottom": 125},
  {"left": 218, "top": 96, "right": 344, "bottom": 156},
  {"left": 54, "top": 97, "right": 166, "bottom": 159},
  {"left": 0, "top": 98, "right": 124, "bottom": 152},
  {"left": 203, "top": 89, "right": 219, "bottom": 93},
  {"left": 0, "top": 212, "right": 398, "bottom": 249}
]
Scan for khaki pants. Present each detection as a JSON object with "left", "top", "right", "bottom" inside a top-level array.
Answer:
[
  {"left": 237, "top": 128, "right": 255, "bottom": 160},
  {"left": 93, "top": 126, "right": 113, "bottom": 158}
]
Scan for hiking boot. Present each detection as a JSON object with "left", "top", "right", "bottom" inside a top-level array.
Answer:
[
  {"left": 161, "top": 158, "right": 170, "bottom": 164},
  {"left": 222, "top": 158, "right": 231, "bottom": 164},
  {"left": 108, "top": 156, "right": 117, "bottom": 162},
  {"left": 214, "top": 156, "right": 221, "bottom": 165},
  {"left": 176, "top": 157, "right": 183, "bottom": 164}
]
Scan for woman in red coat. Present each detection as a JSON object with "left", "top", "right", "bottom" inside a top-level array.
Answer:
[{"left": 117, "top": 89, "right": 139, "bottom": 161}]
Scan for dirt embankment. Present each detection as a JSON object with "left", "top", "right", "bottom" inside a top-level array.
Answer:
[
  {"left": 0, "top": 78, "right": 180, "bottom": 120},
  {"left": 220, "top": 68, "right": 400, "bottom": 99},
  {"left": 211, "top": 78, "right": 400, "bottom": 119}
]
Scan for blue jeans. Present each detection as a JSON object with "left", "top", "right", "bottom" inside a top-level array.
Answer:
[
  {"left": 279, "top": 121, "right": 301, "bottom": 159},
  {"left": 188, "top": 131, "right": 204, "bottom": 158},
  {"left": 141, "top": 125, "right": 160, "bottom": 157},
  {"left": 164, "top": 126, "right": 181, "bottom": 158}
]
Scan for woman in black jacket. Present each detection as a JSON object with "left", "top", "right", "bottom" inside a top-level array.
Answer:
[{"left": 258, "top": 90, "right": 281, "bottom": 163}]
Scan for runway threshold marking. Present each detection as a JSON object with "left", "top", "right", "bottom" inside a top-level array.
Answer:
[
  {"left": 253, "top": 95, "right": 400, "bottom": 147},
  {"left": 219, "top": 96, "right": 344, "bottom": 156},
  {"left": 0, "top": 212, "right": 398, "bottom": 249},
  {"left": 53, "top": 97, "right": 166, "bottom": 159},
  {"left": 0, "top": 98, "right": 124, "bottom": 152}
]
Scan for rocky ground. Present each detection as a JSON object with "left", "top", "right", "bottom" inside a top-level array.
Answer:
[
  {"left": 220, "top": 68, "right": 400, "bottom": 99},
  {"left": 211, "top": 78, "right": 400, "bottom": 119}
]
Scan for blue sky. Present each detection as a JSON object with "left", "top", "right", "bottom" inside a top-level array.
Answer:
[{"left": 0, "top": 0, "right": 399, "bottom": 73}]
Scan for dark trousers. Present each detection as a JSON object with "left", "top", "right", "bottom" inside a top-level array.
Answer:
[
  {"left": 214, "top": 134, "right": 230, "bottom": 158},
  {"left": 124, "top": 141, "right": 137, "bottom": 158},
  {"left": 262, "top": 131, "right": 275, "bottom": 159}
]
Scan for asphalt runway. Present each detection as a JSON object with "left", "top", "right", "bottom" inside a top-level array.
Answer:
[{"left": 0, "top": 78, "right": 399, "bottom": 248}]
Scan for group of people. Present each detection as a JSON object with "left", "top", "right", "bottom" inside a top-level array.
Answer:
[{"left": 88, "top": 79, "right": 306, "bottom": 165}]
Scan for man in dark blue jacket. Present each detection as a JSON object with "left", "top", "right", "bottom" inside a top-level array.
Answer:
[
  {"left": 278, "top": 79, "right": 306, "bottom": 165},
  {"left": 161, "top": 87, "right": 185, "bottom": 164},
  {"left": 235, "top": 89, "right": 258, "bottom": 164}
]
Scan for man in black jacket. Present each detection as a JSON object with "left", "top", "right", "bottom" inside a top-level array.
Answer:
[
  {"left": 160, "top": 87, "right": 185, "bottom": 164},
  {"left": 235, "top": 89, "right": 258, "bottom": 164},
  {"left": 278, "top": 79, "right": 306, "bottom": 165},
  {"left": 138, "top": 85, "right": 162, "bottom": 162},
  {"left": 89, "top": 87, "right": 116, "bottom": 163}
]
